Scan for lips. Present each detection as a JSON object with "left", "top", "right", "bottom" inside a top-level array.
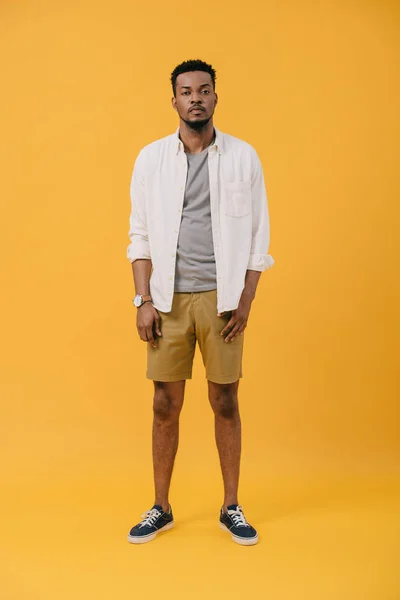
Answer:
[{"left": 189, "top": 106, "right": 205, "bottom": 112}]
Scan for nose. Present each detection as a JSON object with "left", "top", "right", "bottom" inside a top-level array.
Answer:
[{"left": 191, "top": 94, "right": 203, "bottom": 104}]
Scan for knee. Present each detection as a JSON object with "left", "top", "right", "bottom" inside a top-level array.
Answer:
[
  {"left": 153, "top": 383, "right": 183, "bottom": 422},
  {"left": 209, "top": 384, "right": 239, "bottom": 419}
]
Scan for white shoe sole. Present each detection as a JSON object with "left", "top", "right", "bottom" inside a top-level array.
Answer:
[
  {"left": 219, "top": 522, "right": 258, "bottom": 546},
  {"left": 127, "top": 521, "right": 174, "bottom": 544}
]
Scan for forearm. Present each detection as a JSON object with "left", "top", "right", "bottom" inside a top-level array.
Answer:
[
  {"left": 132, "top": 259, "right": 152, "bottom": 295},
  {"left": 221, "top": 269, "right": 262, "bottom": 341},
  {"left": 241, "top": 269, "right": 262, "bottom": 301}
]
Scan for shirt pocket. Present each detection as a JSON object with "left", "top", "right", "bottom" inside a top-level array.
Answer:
[{"left": 223, "top": 181, "right": 251, "bottom": 217}]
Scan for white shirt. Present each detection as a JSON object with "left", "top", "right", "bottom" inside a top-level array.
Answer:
[{"left": 127, "top": 127, "right": 274, "bottom": 314}]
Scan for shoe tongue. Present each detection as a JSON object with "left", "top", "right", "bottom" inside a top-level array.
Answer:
[{"left": 227, "top": 504, "right": 239, "bottom": 512}]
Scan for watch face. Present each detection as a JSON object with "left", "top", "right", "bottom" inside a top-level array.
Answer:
[{"left": 133, "top": 296, "right": 142, "bottom": 307}]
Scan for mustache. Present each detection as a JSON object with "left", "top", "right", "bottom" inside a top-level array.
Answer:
[{"left": 189, "top": 105, "right": 205, "bottom": 112}]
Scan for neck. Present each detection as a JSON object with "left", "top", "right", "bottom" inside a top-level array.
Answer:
[{"left": 178, "top": 119, "right": 215, "bottom": 154}]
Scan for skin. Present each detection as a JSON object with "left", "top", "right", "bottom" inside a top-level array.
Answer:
[
  {"left": 132, "top": 70, "right": 263, "bottom": 512},
  {"left": 171, "top": 70, "right": 218, "bottom": 154}
]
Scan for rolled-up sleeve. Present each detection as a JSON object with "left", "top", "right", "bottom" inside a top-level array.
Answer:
[
  {"left": 247, "top": 148, "right": 275, "bottom": 271},
  {"left": 127, "top": 150, "right": 151, "bottom": 263}
]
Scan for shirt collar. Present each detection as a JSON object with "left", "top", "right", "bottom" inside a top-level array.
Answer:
[{"left": 175, "top": 126, "right": 223, "bottom": 155}]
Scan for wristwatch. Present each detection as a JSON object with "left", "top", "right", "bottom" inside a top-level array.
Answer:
[{"left": 133, "top": 294, "right": 152, "bottom": 308}]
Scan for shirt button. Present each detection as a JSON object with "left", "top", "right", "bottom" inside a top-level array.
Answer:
[{"left": 168, "top": 276, "right": 173, "bottom": 280}]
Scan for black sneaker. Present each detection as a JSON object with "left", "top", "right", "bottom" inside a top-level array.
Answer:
[
  {"left": 219, "top": 504, "right": 258, "bottom": 546},
  {"left": 127, "top": 504, "right": 174, "bottom": 544}
]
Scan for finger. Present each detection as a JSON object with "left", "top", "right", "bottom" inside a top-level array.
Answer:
[
  {"left": 232, "top": 323, "right": 246, "bottom": 341},
  {"left": 154, "top": 313, "right": 162, "bottom": 336},
  {"left": 225, "top": 321, "right": 243, "bottom": 343},
  {"left": 220, "top": 316, "right": 236, "bottom": 337},
  {"left": 153, "top": 322, "right": 162, "bottom": 340},
  {"left": 146, "top": 326, "right": 157, "bottom": 348},
  {"left": 138, "top": 326, "right": 147, "bottom": 342},
  {"left": 237, "top": 321, "right": 247, "bottom": 336}
]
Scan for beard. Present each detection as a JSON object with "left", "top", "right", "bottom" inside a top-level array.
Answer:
[{"left": 181, "top": 115, "right": 211, "bottom": 131}]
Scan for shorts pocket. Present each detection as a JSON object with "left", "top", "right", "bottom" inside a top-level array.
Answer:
[{"left": 224, "top": 181, "right": 251, "bottom": 218}]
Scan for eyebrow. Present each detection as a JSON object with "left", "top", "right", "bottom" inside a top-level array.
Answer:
[{"left": 180, "top": 83, "right": 212, "bottom": 89}]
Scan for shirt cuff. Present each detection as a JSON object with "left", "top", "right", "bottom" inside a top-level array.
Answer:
[
  {"left": 127, "top": 242, "right": 151, "bottom": 263},
  {"left": 247, "top": 253, "right": 275, "bottom": 271}
]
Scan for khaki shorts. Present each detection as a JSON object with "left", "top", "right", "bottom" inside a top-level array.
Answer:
[{"left": 147, "top": 290, "right": 244, "bottom": 384}]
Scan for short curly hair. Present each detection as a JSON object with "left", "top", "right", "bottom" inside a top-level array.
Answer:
[{"left": 170, "top": 59, "right": 216, "bottom": 96}]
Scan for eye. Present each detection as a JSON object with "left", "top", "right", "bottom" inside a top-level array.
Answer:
[
  {"left": 202, "top": 90, "right": 210, "bottom": 94},
  {"left": 182, "top": 91, "right": 190, "bottom": 95}
]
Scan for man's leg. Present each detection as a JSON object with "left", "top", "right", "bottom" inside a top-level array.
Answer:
[
  {"left": 153, "top": 380, "right": 186, "bottom": 512},
  {"left": 208, "top": 380, "right": 241, "bottom": 511}
]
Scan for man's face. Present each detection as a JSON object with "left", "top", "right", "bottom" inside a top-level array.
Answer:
[{"left": 172, "top": 71, "right": 218, "bottom": 129}]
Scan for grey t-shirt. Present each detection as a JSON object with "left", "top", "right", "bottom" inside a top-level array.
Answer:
[{"left": 174, "top": 146, "right": 217, "bottom": 292}]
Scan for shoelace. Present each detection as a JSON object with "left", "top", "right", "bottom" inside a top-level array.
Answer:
[
  {"left": 139, "top": 508, "right": 161, "bottom": 528},
  {"left": 228, "top": 505, "right": 250, "bottom": 528}
]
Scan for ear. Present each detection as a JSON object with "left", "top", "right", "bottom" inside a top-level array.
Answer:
[
  {"left": 214, "top": 92, "right": 218, "bottom": 106},
  {"left": 171, "top": 96, "right": 178, "bottom": 111}
]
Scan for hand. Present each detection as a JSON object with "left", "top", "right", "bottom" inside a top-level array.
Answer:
[
  {"left": 220, "top": 292, "right": 254, "bottom": 343},
  {"left": 136, "top": 303, "right": 162, "bottom": 348}
]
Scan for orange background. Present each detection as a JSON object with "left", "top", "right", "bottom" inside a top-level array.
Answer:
[{"left": 1, "top": 1, "right": 399, "bottom": 598}]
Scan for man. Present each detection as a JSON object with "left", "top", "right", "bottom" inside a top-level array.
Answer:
[{"left": 126, "top": 59, "right": 274, "bottom": 546}]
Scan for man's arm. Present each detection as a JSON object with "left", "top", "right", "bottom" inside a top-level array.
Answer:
[
  {"left": 132, "top": 259, "right": 161, "bottom": 348},
  {"left": 220, "top": 269, "right": 261, "bottom": 343},
  {"left": 127, "top": 150, "right": 151, "bottom": 263},
  {"left": 127, "top": 151, "right": 161, "bottom": 348},
  {"left": 247, "top": 147, "right": 274, "bottom": 272},
  {"left": 220, "top": 149, "right": 274, "bottom": 343},
  {"left": 241, "top": 269, "right": 262, "bottom": 303},
  {"left": 132, "top": 258, "right": 152, "bottom": 297}
]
